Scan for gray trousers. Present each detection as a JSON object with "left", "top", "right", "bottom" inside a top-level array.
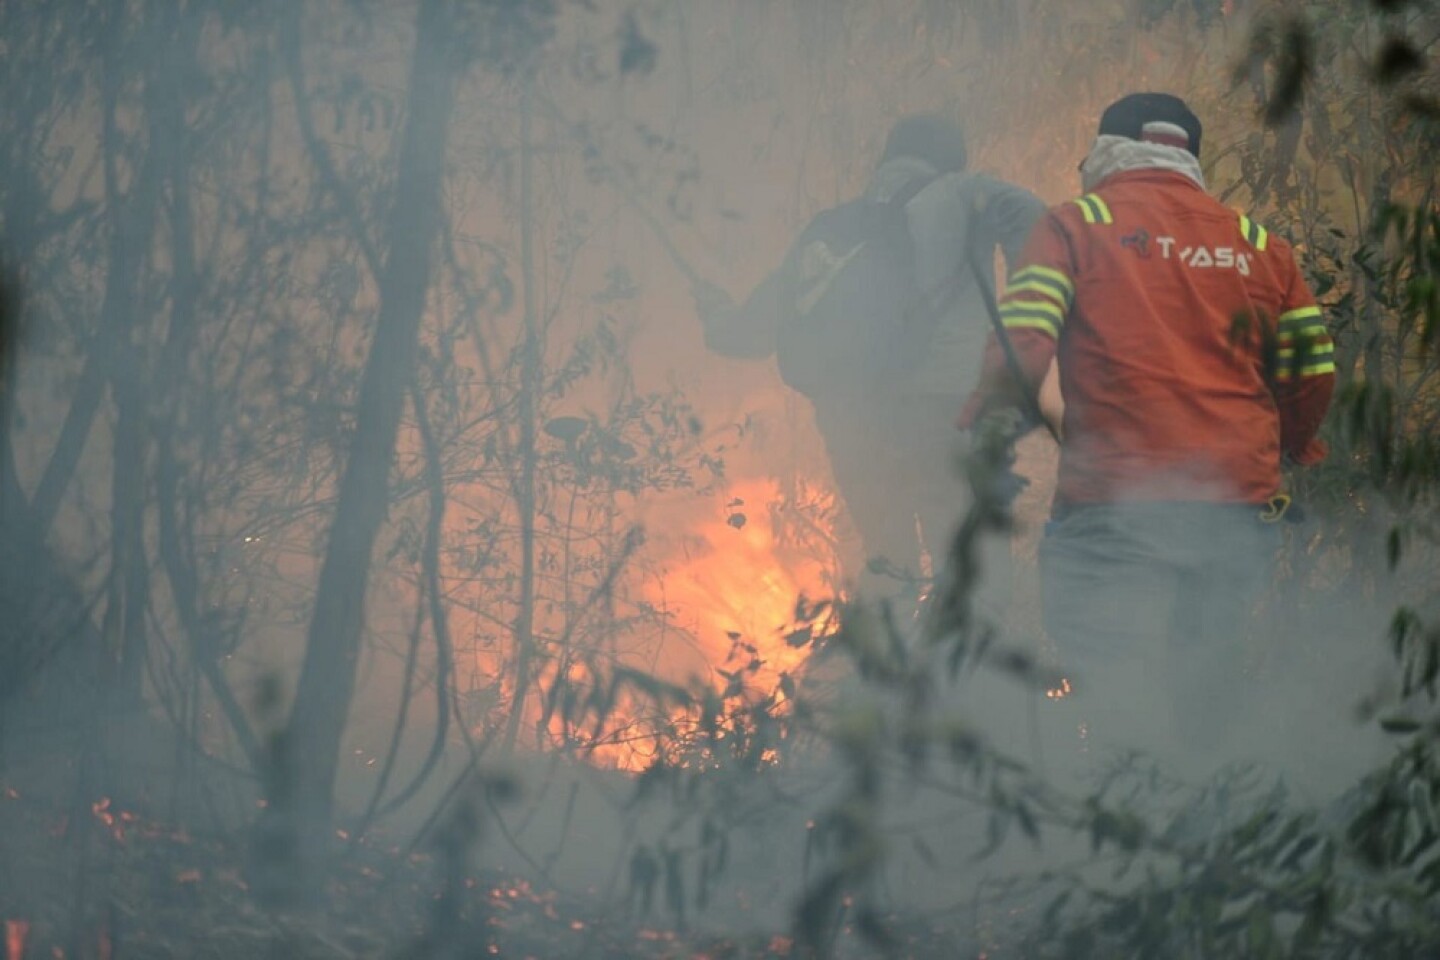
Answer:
[
  {"left": 811, "top": 391, "right": 1011, "bottom": 622},
  {"left": 1039, "top": 501, "right": 1281, "bottom": 764}
]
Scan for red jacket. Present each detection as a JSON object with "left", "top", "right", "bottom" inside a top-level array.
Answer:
[{"left": 964, "top": 168, "right": 1334, "bottom": 506}]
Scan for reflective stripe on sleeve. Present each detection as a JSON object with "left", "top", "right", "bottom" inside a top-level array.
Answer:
[
  {"left": 1000, "top": 302, "right": 1062, "bottom": 339},
  {"left": 1277, "top": 306, "right": 1327, "bottom": 348},
  {"left": 1272, "top": 304, "right": 1333, "bottom": 379},
  {"left": 1277, "top": 342, "right": 1335, "bottom": 362},
  {"left": 1004, "top": 265, "right": 1075, "bottom": 311},
  {"left": 1277, "top": 304, "right": 1323, "bottom": 328}
]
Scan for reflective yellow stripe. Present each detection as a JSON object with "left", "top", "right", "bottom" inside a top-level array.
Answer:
[
  {"left": 1004, "top": 280, "right": 1071, "bottom": 310},
  {"left": 1073, "top": 194, "right": 1113, "bottom": 225},
  {"left": 1276, "top": 325, "right": 1333, "bottom": 380},
  {"left": 1002, "top": 316, "right": 1061, "bottom": 338},
  {"left": 1088, "top": 194, "right": 1113, "bottom": 225},
  {"left": 1278, "top": 305, "right": 1323, "bottom": 327},
  {"left": 1001, "top": 298, "right": 1064, "bottom": 323},
  {"left": 1000, "top": 304, "right": 1062, "bottom": 338},
  {"left": 1278, "top": 342, "right": 1335, "bottom": 359},
  {"left": 1009, "top": 265, "right": 1074, "bottom": 302},
  {"left": 1278, "top": 343, "right": 1330, "bottom": 358},
  {"left": 1277, "top": 327, "right": 1329, "bottom": 345},
  {"left": 1000, "top": 303, "right": 1063, "bottom": 326},
  {"left": 1240, "top": 214, "right": 1269, "bottom": 251},
  {"left": 1278, "top": 307, "right": 1326, "bottom": 356}
]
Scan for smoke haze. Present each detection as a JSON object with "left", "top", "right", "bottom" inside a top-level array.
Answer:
[{"left": 0, "top": 1, "right": 1433, "bottom": 956}]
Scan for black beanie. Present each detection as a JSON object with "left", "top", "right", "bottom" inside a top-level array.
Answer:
[
  {"left": 1098, "top": 93, "right": 1203, "bottom": 158},
  {"left": 881, "top": 114, "right": 968, "bottom": 173}
]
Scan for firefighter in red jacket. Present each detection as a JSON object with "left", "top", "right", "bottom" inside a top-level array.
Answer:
[{"left": 961, "top": 93, "right": 1334, "bottom": 759}]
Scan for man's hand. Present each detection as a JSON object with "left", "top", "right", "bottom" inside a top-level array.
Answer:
[
  {"left": 694, "top": 272, "right": 782, "bottom": 360},
  {"left": 957, "top": 395, "right": 1031, "bottom": 435},
  {"left": 1285, "top": 436, "right": 1329, "bottom": 467},
  {"left": 963, "top": 405, "right": 1032, "bottom": 513},
  {"left": 974, "top": 407, "right": 1033, "bottom": 444}
]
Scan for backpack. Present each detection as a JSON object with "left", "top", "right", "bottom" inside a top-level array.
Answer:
[{"left": 775, "top": 175, "right": 935, "bottom": 397}]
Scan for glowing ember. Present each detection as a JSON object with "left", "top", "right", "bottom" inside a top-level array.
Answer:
[
  {"left": 90, "top": 797, "right": 126, "bottom": 843},
  {"left": 6, "top": 920, "right": 30, "bottom": 960}
]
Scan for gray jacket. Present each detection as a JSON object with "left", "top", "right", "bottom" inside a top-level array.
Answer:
[{"left": 704, "top": 157, "right": 1044, "bottom": 398}]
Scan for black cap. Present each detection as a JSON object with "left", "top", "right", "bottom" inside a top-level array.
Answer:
[
  {"left": 881, "top": 114, "right": 968, "bottom": 173},
  {"left": 1098, "top": 93, "right": 1203, "bottom": 157}
]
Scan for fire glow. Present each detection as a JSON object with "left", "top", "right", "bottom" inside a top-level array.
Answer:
[
  {"left": 442, "top": 470, "right": 843, "bottom": 771},
  {"left": 645, "top": 476, "right": 840, "bottom": 693},
  {"left": 589, "top": 475, "right": 842, "bottom": 771}
]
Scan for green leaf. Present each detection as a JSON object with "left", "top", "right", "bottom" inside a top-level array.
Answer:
[
  {"left": 1380, "top": 716, "right": 1422, "bottom": 734},
  {"left": 1264, "top": 20, "right": 1311, "bottom": 128},
  {"left": 1374, "top": 35, "right": 1425, "bottom": 86},
  {"left": 1015, "top": 801, "right": 1041, "bottom": 845},
  {"left": 1248, "top": 905, "right": 1277, "bottom": 956}
]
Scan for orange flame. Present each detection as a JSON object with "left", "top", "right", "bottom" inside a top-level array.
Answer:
[
  {"left": 445, "top": 469, "right": 843, "bottom": 771},
  {"left": 645, "top": 476, "right": 839, "bottom": 693}
]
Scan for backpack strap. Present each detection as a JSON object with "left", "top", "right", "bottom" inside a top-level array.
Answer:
[{"left": 885, "top": 174, "right": 938, "bottom": 210}]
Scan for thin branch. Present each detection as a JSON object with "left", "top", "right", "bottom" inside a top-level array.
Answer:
[{"left": 279, "top": 3, "right": 384, "bottom": 283}]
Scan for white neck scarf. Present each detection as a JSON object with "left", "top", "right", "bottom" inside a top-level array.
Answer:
[{"left": 1079, "top": 134, "right": 1206, "bottom": 193}]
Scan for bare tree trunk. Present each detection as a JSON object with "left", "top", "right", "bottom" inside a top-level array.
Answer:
[
  {"left": 105, "top": 360, "right": 149, "bottom": 703},
  {"left": 145, "top": 1, "right": 270, "bottom": 773},
  {"left": 503, "top": 75, "right": 541, "bottom": 754},
  {"left": 104, "top": 0, "right": 214, "bottom": 708},
  {"left": 20, "top": 0, "right": 160, "bottom": 583},
  {"left": 28, "top": 136, "right": 159, "bottom": 543},
  {"left": 276, "top": 0, "right": 464, "bottom": 885},
  {"left": 0, "top": 0, "right": 141, "bottom": 728}
]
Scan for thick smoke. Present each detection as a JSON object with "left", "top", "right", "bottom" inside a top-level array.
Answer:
[{"left": 0, "top": 1, "right": 1432, "bottom": 957}]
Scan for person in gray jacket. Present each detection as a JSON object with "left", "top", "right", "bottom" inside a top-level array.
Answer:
[{"left": 696, "top": 115, "right": 1044, "bottom": 613}]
